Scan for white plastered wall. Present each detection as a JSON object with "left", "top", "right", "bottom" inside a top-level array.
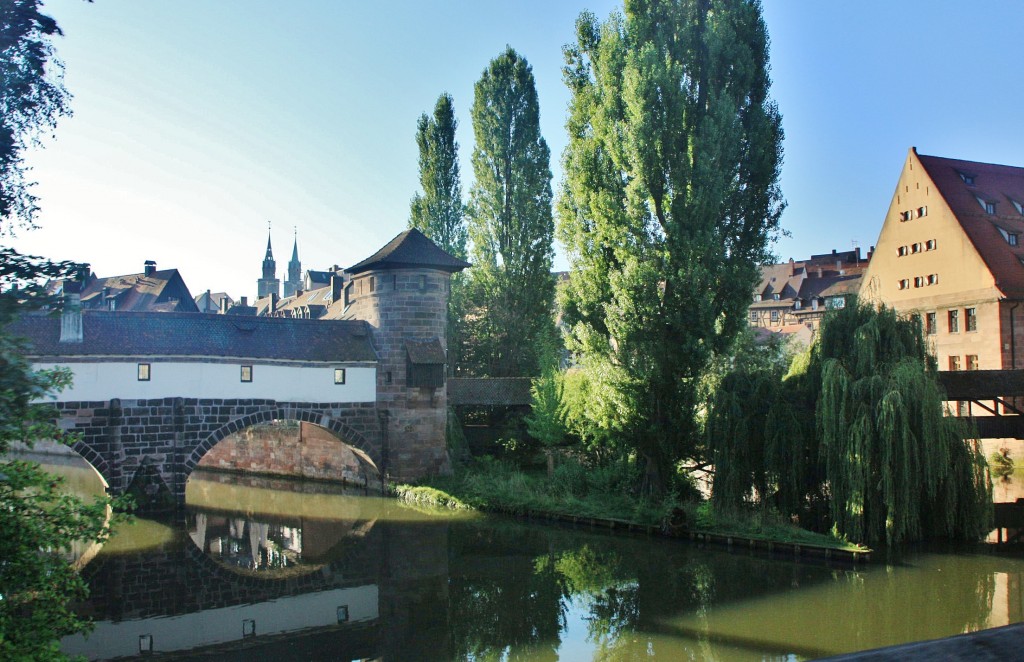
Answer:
[{"left": 35, "top": 361, "right": 376, "bottom": 403}]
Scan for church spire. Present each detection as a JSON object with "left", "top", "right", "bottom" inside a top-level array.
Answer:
[
  {"left": 284, "top": 225, "right": 302, "bottom": 298},
  {"left": 257, "top": 221, "right": 280, "bottom": 300}
]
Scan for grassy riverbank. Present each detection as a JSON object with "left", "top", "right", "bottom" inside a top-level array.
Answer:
[{"left": 396, "top": 457, "right": 867, "bottom": 553}]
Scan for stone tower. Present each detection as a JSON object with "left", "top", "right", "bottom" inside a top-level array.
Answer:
[
  {"left": 342, "top": 228, "right": 470, "bottom": 480},
  {"left": 257, "top": 226, "right": 280, "bottom": 299},
  {"left": 284, "top": 229, "right": 302, "bottom": 298}
]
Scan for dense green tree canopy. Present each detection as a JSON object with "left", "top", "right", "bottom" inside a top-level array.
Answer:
[
  {"left": 465, "top": 46, "right": 556, "bottom": 378},
  {"left": 409, "top": 92, "right": 467, "bottom": 261},
  {"left": 558, "top": 0, "right": 785, "bottom": 490},
  {"left": 708, "top": 303, "right": 991, "bottom": 546}
]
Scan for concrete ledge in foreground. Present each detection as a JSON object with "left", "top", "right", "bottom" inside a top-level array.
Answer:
[{"left": 818, "top": 622, "right": 1024, "bottom": 661}]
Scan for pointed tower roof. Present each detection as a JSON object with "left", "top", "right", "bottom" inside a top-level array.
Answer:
[
  {"left": 265, "top": 231, "right": 274, "bottom": 260},
  {"left": 290, "top": 230, "right": 300, "bottom": 263},
  {"left": 347, "top": 228, "right": 471, "bottom": 275}
]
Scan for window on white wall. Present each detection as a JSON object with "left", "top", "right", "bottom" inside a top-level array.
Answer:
[
  {"left": 334, "top": 368, "right": 346, "bottom": 385},
  {"left": 241, "top": 365, "right": 253, "bottom": 382},
  {"left": 138, "top": 363, "right": 150, "bottom": 381}
]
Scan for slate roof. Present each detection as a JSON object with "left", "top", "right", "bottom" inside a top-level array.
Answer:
[
  {"left": 11, "top": 311, "right": 377, "bottom": 363},
  {"left": 347, "top": 228, "right": 471, "bottom": 275},
  {"left": 76, "top": 268, "right": 199, "bottom": 313},
  {"left": 406, "top": 338, "right": 446, "bottom": 364},
  {"left": 917, "top": 153, "right": 1024, "bottom": 298}
]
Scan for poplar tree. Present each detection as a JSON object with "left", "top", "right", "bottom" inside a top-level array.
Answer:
[
  {"left": 409, "top": 93, "right": 467, "bottom": 261},
  {"left": 466, "top": 47, "right": 556, "bottom": 378},
  {"left": 409, "top": 93, "right": 468, "bottom": 374},
  {"left": 558, "top": 0, "right": 785, "bottom": 491}
]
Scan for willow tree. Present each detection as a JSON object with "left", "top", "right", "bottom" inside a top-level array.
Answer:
[
  {"left": 409, "top": 93, "right": 468, "bottom": 374},
  {"left": 709, "top": 303, "right": 991, "bottom": 546},
  {"left": 558, "top": 0, "right": 784, "bottom": 491},
  {"left": 465, "top": 47, "right": 556, "bottom": 378}
]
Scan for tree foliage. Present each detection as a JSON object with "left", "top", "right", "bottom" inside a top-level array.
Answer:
[
  {"left": 558, "top": 0, "right": 785, "bottom": 491},
  {"left": 708, "top": 303, "right": 991, "bottom": 546},
  {"left": 408, "top": 93, "right": 469, "bottom": 375},
  {"left": 465, "top": 46, "right": 556, "bottom": 378},
  {"left": 0, "top": 3, "right": 125, "bottom": 658},
  {"left": 409, "top": 93, "right": 467, "bottom": 261},
  {"left": 0, "top": 0, "right": 71, "bottom": 229}
]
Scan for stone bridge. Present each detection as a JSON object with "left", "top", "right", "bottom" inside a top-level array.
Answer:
[{"left": 55, "top": 397, "right": 383, "bottom": 501}]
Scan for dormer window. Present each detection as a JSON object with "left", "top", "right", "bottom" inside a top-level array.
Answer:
[
  {"left": 977, "top": 196, "right": 996, "bottom": 214},
  {"left": 753, "top": 294, "right": 762, "bottom": 302},
  {"left": 772, "top": 293, "right": 780, "bottom": 301},
  {"left": 1011, "top": 198, "right": 1024, "bottom": 215},
  {"left": 794, "top": 299, "right": 802, "bottom": 310},
  {"left": 958, "top": 171, "right": 976, "bottom": 186},
  {"left": 997, "top": 226, "right": 1019, "bottom": 246}
]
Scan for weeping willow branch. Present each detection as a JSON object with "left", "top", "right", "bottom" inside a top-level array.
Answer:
[{"left": 708, "top": 302, "right": 991, "bottom": 546}]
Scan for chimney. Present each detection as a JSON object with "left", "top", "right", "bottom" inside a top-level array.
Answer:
[
  {"left": 868, "top": 245, "right": 875, "bottom": 261},
  {"left": 789, "top": 257, "right": 795, "bottom": 276},
  {"left": 60, "top": 291, "right": 83, "bottom": 343},
  {"left": 144, "top": 260, "right": 156, "bottom": 277},
  {"left": 204, "top": 289, "right": 212, "bottom": 312},
  {"left": 831, "top": 249, "right": 837, "bottom": 255},
  {"left": 240, "top": 296, "right": 248, "bottom": 307},
  {"left": 220, "top": 296, "right": 229, "bottom": 314},
  {"left": 331, "top": 274, "right": 343, "bottom": 303},
  {"left": 817, "top": 267, "right": 823, "bottom": 278}
]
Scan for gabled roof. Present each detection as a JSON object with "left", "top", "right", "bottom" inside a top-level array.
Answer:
[
  {"left": 11, "top": 311, "right": 377, "bottom": 363},
  {"left": 75, "top": 269, "right": 199, "bottom": 313},
  {"left": 347, "top": 228, "right": 471, "bottom": 275},
  {"left": 917, "top": 152, "right": 1024, "bottom": 298}
]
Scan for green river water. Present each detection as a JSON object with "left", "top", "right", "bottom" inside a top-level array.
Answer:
[{"left": 18, "top": 451, "right": 1024, "bottom": 661}]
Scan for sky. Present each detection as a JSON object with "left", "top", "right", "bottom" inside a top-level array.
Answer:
[{"left": 11, "top": 0, "right": 1024, "bottom": 302}]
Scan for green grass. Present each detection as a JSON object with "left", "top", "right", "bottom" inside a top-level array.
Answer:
[{"left": 403, "top": 457, "right": 866, "bottom": 552}]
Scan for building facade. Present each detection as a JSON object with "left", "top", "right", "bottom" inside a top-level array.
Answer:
[{"left": 860, "top": 148, "right": 1024, "bottom": 379}]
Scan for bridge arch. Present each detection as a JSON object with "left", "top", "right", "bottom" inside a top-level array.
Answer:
[{"left": 185, "top": 406, "right": 381, "bottom": 480}]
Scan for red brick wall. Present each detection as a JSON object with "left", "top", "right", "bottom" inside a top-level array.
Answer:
[{"left": 198, "top": 421, "right": 368, "bottom": 483}]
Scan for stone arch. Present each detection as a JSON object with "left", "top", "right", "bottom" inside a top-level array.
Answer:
[
  {"left": 68, "top": 438, "right": 112, "bottom": 491},
  {"left": 184, "top": 406, "right": 380, "bottom": 478}
]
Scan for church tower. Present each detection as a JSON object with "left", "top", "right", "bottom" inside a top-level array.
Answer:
[
  {"left": 284, "top": 228, "right": 302, "bottom": 298},
  {"left": 257, "top": 225, "right": 280, "bottom": 299}
]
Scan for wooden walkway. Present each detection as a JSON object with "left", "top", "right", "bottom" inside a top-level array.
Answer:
[{"left": 938, "top": 369, "right": 1024, "bottom": 438}]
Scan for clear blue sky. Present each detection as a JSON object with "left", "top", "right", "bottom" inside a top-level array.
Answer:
[{"left": 13, "top": 0, "right": 1024, "bottom": 301}]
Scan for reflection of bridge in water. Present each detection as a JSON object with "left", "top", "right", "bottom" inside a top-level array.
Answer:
[{"left": 62, "top": 474, "right": 453, "bottom": 660}]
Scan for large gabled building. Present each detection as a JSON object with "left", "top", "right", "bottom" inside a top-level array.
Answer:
[{"left": 861, "top": 148, "right": 1024, "bottom": 378}]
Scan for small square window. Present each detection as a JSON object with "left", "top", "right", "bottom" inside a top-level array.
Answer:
[
  {"left": 770, "top": 310, "right": 780, "bottom": 322},
  {"left": 917, "top": 206, "right": 928, "bottom": 218},
  {"left": 138, "top": 363, "right": 151, "bottom": 381},
  {"left": 914, "top": 276, "right": 924, "bottom": 288},
  {"left": 912, "top": 243, "right": 922, "bottom": 254},
  {"left": 241, "top": 365, "right": 253, "bottom": 382},
  {"left": 966, "top": 354, "right": 979, "bottom": 370},
  {"left": 948, "top": 355, "right": 961, "bottom": 371},
  {"left": 897, "top": 246, "right": 908, "bottom": 257},
  {"left": 977, "top": 196, "right": 996, "bottom": 214},
  {"left": 749, "top": 310, "right": 757, "bottom": 321},
  {"left": 925, "top": 239, "right": 937, "bottom": 251},
  {"left": 334, "top": 368, "right": 346, "bottom": 385},
  {"left": 898, "top": 279, "right": 910, "bottom": 290},
  {"left": 927, "top": 274, "right": 938, "bottom": 285},
  {"left": 336, "top": 605, "right": 349, "bottom": 624}
]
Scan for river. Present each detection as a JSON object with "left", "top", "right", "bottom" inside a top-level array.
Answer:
[{"left": 15, "top": 451, "right": 1024, "bottom": 660}]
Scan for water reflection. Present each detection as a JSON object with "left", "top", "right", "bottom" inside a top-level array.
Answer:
[{"left": 28, "top": 465, "right": 1024, "bottom": 660}]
